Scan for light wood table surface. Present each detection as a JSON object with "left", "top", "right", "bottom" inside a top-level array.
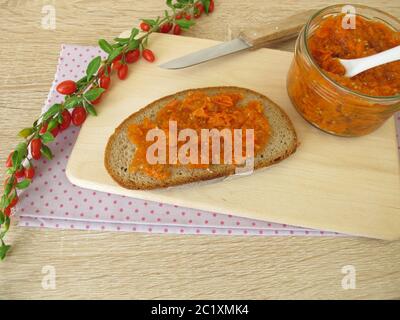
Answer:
[{"left": 1, "top": 0, "right": 399, "bottom": 300}]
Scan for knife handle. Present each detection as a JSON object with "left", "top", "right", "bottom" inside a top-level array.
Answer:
[{"left": 239, "top": 9, "right": 317, "bottom": 49}]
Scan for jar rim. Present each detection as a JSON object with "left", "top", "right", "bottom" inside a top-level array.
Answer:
[{"left": 303, "top": 4, "right": 400, "bottom": 102}]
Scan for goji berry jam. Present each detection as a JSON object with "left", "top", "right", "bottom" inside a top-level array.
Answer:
[
  {"left": 310, "top": 15, "right": 400, "bottom": 96},
  {"left": 287, "top": 5, "right": 400, "bottom": 136},
  {"left": 127, "top": 90, "right": 270, "bottom": 180}
]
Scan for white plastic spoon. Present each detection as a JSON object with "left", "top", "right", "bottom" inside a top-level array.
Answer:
[{"left": 339, "top": 45, "right": 400, "bottom": 78}]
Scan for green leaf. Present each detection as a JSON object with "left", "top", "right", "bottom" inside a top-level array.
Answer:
[
  {"left": 5, "top": 216, "right": 10, "bottom": 229},
  {"left": 18, "top": 127, "right": 34, "bottom": 139},
  {"left": 41, "top": 132, "right": 55, "bottom": 144},
  {"left": 15, "top": 142, "right": 27, "bottom": 163},
  {"left": 42, "top": 104, "right": 62, "bottom": 121},
  {"left": 86, "top": 56, "right": 102, "bottom": 81},
  {"left": 114, "top": 37, "right": 129, "bottom": 45},
  {"left": 16, "top": 179, "right": 31, "bottom": 190},
  {"left": 98, "top": 39, "right": 113, "bottom": 54},
  {"left": 11, "top": 150, "right": 19, "bottom": 169},
  {"left": 166, "top": 0, "right": 173, "bottom": 8},
  {"left": 57, "top": 113, "right": 64, "bottom": 124},
  {"left": 0, "top": 216, "right": 10, "bottom": 238},
  {"left": 112, "top": 43, "right": 124, "bottom": 49},
  {"left": 64, "top": 96, "right": 82, "bottom": 109},
  {"left": 175, "top": 19, "right": 195, "bottom": 29},
  {"left": 4, "top": 180, "right": 13, "bottom": 196},
  {"left": 107, "top": 47, "right": 123, "bottom": 63},
  {"left": 130, "top": 28, "right": 139, "bottom": 41},
  {"left": 47, "top": 118, "right": 59, "bottom": 131},
  {"left": 41, "top": 145, "right": 53, "bottom": 160},
  {"left": 127, "top": 39, "right": 139, "bottom": 51},
  {"left": 201, "top": 0, "right": 211, "bottom": 13},
  {"left": 84, "top": 88, "right": 105, "bottom": 102},
  {"left": 0, "top": 195, "right": 10, "bottom": 209},
  {"left": 85, "top": 103, "right": 97, "bottom": 117},
  {"left": 0, "top": 243, "right": 11, "bottom": 261},
  {"left": 0, "top": 212, "right": 4, "bottom": 225},
  {"left": 76, "top": 75, "right": 89, "bottom": 90},
  {"left": 16, "top": 142, "right": 27, "bottom": 154}
]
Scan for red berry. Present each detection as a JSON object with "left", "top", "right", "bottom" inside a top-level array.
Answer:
[
  {"left": 6, "top": 152, "right": 13, "bottom": 168},
  {"left": 173, "top": 24, "right": 182, "bottom": 35},
  {"left": 91, "top": 95, "right": 102, "bottom": 105},
  {"left": 118, "top": 64, "right": 128, "bottom": 80},
  {"left": 51, "top": 126, "right": 60, "bottom": 137},
  {"left": 160, "top": 23, "right": 173, "bottom": 33},
  {"left": 209, "top": 0, "right": 214, "bottom": 13},
  {"left": 140, "top": 22, "right": 150, "bottom": 32},
  {"left": 99, "top": 75, "right": 111, "bottom": 90},
  {"left": 113, "top": 54, "right": 122, "bottom": 62},
  {"left": 30, "top": 138, "right": 42, "bottom": 160},
  {"left": 194, "top": 3, "right": 204, "bottom": 18},
  {"left": 72, "top": 107, "right": 87, "bottom": 126},
  {"left": 176, "top": 12, "right": 183, "bottom": 20},
  {"left": 125, "top": 49, "right": 140, "bottom": 63},
  {"left": 59, "top": 110, "right": 72, "bottom": 131},
  {"left": 15, "top": 168, "right": 25, "bottom": 179},
  {"left": 196, "top": 3, "right": 204, "bottom": 12},
  {"left": 142, "top": 49, "right": 155, "bottom": 62},
  {"left": 56, "top": 80, "right": 77, "bottom": 95},
  {"left": 185, "top": 14, "right": 192, "bottom": 20},
  {"left": 4, "top": 207, "right": 11, "bottom": 217},
  {"left": 39, "top": 122, "right": 48, "bottom": 135},
  {"left": 98, "top": 65, "right": 111, "bottom": 77},
  {"left": 112, "top": 60, "right": 123, "bottom": 71},
  {"left": 25, "top": 166, "right": 35, "bottom": 180},
  {"left": 9, "top": 195, "right": 18, "bottom": 208}
]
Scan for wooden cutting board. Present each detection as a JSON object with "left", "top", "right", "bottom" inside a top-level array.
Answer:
[{"left": 66, "top": 33, "right": 400, "bottom": 240}]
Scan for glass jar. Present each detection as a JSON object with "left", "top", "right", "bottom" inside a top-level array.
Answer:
[{"left": 287, "top": 4, "right": 400, "bottom": 137}]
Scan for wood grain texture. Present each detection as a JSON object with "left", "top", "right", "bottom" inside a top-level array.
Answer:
[{"left": 1, "top": 0, "right": 400, "bottom": 299}]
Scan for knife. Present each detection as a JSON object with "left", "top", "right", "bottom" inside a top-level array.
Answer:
[{"left": 159, "top": 9, "right": 317, "bottom": 69}]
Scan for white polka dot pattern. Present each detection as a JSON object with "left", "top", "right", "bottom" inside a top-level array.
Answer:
[{"left": 13, "top": 44, "right": 364, "bottom": 237}]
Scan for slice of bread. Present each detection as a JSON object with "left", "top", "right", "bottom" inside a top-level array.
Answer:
[{"left": 105, "top": 86, "right": 298, "bottom": 189}]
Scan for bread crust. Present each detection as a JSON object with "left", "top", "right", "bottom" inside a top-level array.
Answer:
[{"left": 105, "top": 86, "right": 298, "bottom": 190}]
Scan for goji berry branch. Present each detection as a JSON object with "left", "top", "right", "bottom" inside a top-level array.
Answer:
[{"left": 0, "top": 0, "right": 215, "bottom": 260}]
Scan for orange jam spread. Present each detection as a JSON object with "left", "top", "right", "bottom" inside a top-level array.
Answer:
[
  {"left": 308, "top": 14, "right": 400, "bottom": 96},
  {"left": 127, "top": 91, "right": 270, "bottom": 180}
]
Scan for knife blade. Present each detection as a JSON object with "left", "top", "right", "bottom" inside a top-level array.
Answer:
[
  {"left": 159, "top": 38, "right": 250, "bottom": 69},
  {"left": 159, "top": 9, "right": 316, "bottom": 70}
]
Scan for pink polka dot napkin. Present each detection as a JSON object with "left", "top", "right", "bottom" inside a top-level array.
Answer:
[{"left": 15, "top": 44, "right": 399, "bottom": 236}]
